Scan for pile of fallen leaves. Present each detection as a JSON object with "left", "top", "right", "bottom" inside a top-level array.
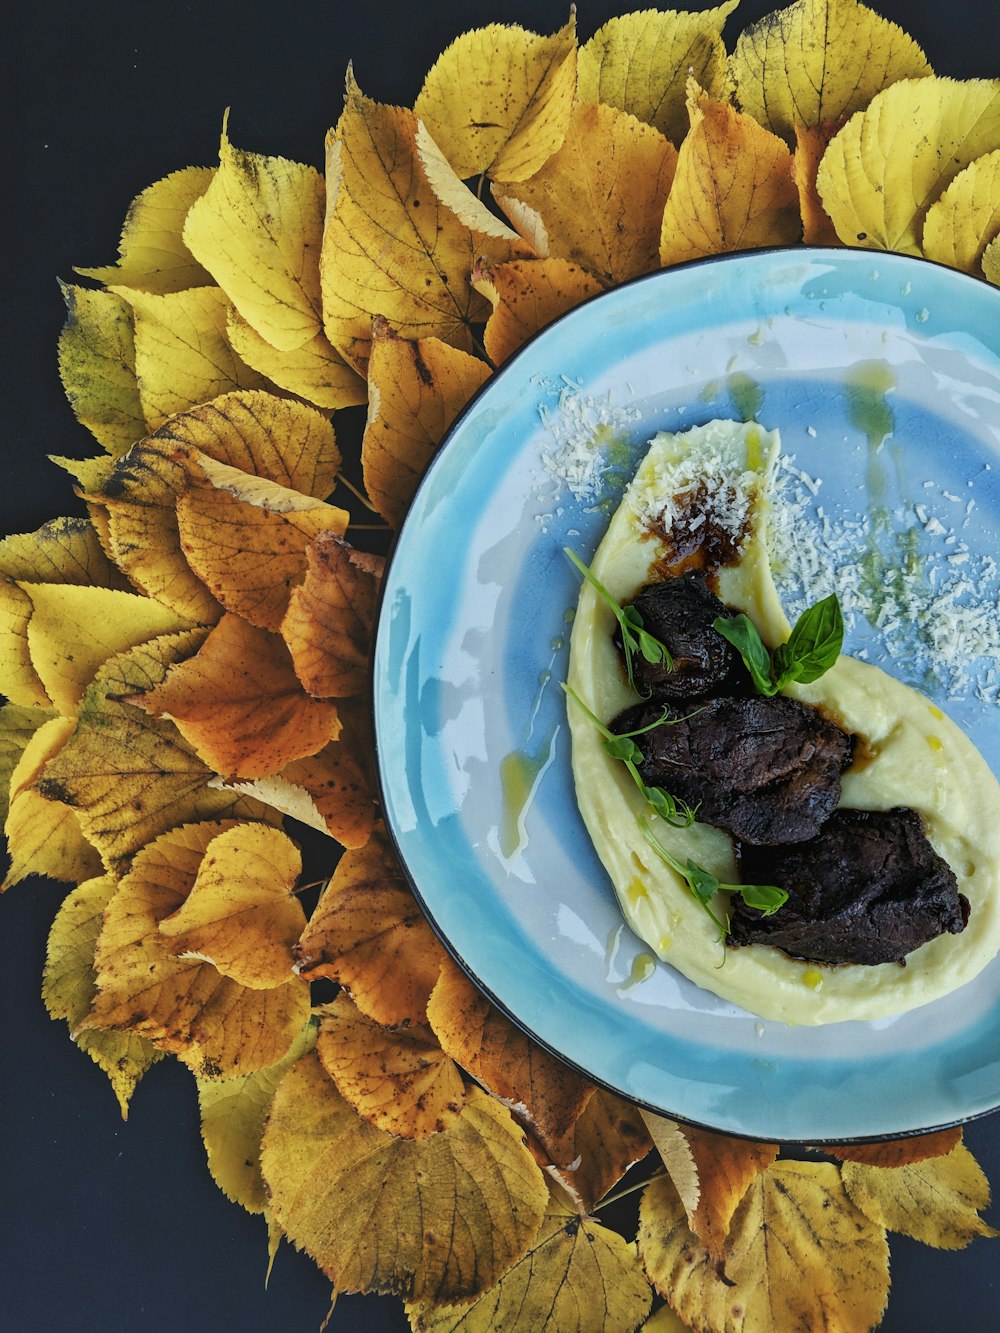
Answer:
[{"left": 3, "top": 1, "right": 999, "bottom": 1328}]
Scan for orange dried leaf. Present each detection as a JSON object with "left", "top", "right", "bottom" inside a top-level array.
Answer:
[
  {"left": 260, "top": 1051, "right": 548, "bottom": 1302},
  {"left": 794, "top": 119, "right": 848, "bottom": 245},
  {"left": 496, "top": 101, "right": 677, "bottom": 287},
  {"left": 660, "top": 83, "right": 801, "bottom": 266},
  {"left": 294, "top": 826, "right": 447, "bottom": 1025},
  {"left": 281, "top": 532, "right": 384, "bottom": 697},
  {"left": 316, "top": 993, "right": 466, "bottom": 1139},
  {"left": 84, "top": 820, "right": 310, "bottom": 1076},
  {"left": 541, "top": 1088, "right": 654, "bottom": 1215},
  {"left": 226, "top": 308, "right": 366, "bottom": 412},
  {"left": 825, "top": 1127, "right": 964, "bottom": 1168},
  {"left": 361, "top": 321, "right": 491, "bottom": 527},
  {"left": 427, "top": 955, "right": 594, "bottom": 1149},
  {"left": 158, "top": 823, "right": 305, "bottom": 989},
  {"left": 473, "top": 257, "right": 604, "bottom": 365},
  {"left": 58, "top": 283, "right": 147, "bottom": 455},
  {"left": 138, "top": 614, "right": 341, "bottom": 780}
]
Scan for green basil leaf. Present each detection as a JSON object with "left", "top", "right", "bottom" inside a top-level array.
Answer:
[
  {"left": 712, "top": 613, "right": 775, "bottom": 694},
  {"left": 737, "top": 883, "right": 789, "bottom": 916},
  {"left": 778, "top": 593, "right": 844, "bottom": 685}
]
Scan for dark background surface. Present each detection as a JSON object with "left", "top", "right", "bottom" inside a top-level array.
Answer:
[{"left": 5, "top": 1, "right": 1000, "bottom": 1329}]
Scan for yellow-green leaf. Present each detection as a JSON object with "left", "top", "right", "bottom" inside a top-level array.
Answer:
[
  {"left": 984, "top": 235, "right": 1000, "bottom": 284},
  {"left": 923, "top": 150, "right": 1000, "bottom": 274},
  {"left": 731, "top": 0, "right": 932, "bottom": 140},
  {"left": 76, "top": 166, "right": 216, "bottom": 294},
  {"left": 0, "top": 702, "right": 57, "bottom": 824},
  {"left": 184, "top": 129, "right": 325, "bottom": 351},
  {"left": 579, "top": 3, "right": 737, "bottom": 145},
  {"left": 42, "top": 874, "right": 162, "bottom": 1116},
  {"left": 58, "top": 284, "right": 146, "bottom": 456},
  {"left": 817, "top": 77, "right": 1000, "bottom": 255}
]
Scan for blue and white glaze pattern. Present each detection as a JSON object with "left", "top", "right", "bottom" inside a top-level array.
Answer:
[{"left": 373, "top": 248, "right": 1000, "bottom": 1143}]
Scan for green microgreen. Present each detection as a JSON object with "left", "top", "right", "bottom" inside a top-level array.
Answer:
[{"left": 564, "top": 547, "right": 673, "bottom": 692}]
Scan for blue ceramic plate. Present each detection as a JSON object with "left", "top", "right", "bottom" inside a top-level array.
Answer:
[{"left": 373, "top": 248, "right": 1000, "bottom": 1142}]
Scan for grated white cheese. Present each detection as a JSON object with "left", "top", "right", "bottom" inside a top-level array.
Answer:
[{"left": 536, "top": 381, "right": 641, "bottom": 500}]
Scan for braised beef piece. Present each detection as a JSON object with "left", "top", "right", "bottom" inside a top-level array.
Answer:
[
  {"left": 730, "top": 808, "right": 968, "bottom": 965},
  {"left": 613, "top": 693, "right": 852, "bottom": 845},
  {"left": 616, "top": 572, "right": 751, "bottom": 701}
]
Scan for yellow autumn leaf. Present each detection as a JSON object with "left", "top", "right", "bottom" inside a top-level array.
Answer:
[
  {"left": 473, "top": 257, "right": 604, "bottom": 365},
  {"left": 83, "top": 820, "right": 310, "bottom": 1077},
  {"left": 825, "top": 1126, "right": 963, "bottom": 1168},
  {"left": 112, "top": 285, "right": 270, "bottom": 430},
  {"left": 841, "top": 1143, "right": 1000, "bottom": 1249},
  {"left": 641, "top": 1305, "right": 690, "bottom": 1332},
  {"left": 414, "top": 121, "right": 533, "bottom": 245},
  {"left": 731, "top": 0, "right": 932, "bottom": 140},
  {"left": 923, "top": 150, "right": 1000, "bottom": 273},
  {"left": 281, "top": 533, "right": 383, "bottom": 698},
  {"left": 35, "top": 631, "right": 274, "bottom": 875},
  {"left": 0, "top": 702, "right": 56, "bottom": 825},
  {"left": 294, "top": 825, "right": 448, "bottom": 1025},
  {"left": 794, "top": 119, "right": 848, "bottom": 245},
  {"left": 158, "top": 823, "right": 305, "bottom": 989},
  {"left": 183, "top": 127, "right": 325, "bottom": 351},
  {"left": 261, "top": 1051, "right": 548, "bottom": 1302},
  {"left": 414, "top": 17, "right": 577, "bottom": 182},
  {"left": 639, "top": 1164, "right": 890, "bottom": 1331},
  {"left": 538, "top": 1089, "right": 653, "bottom": 1215},
  {"left": 817, "top": 77, "right": 1000, "bottom": 255},
  {"left": 427, "top": 955, "right": 594, "bottom": 1150},
  {"left": 316, "top": 993, "right": 466, "bottom": 1139},
  {"left": 19, "top": 581, "right": 194, "bottom": 717},
  {"left": 660, "top": 82, "right": 801, "bottom": 266},
  {"left": 578, "top": 3, "right": 737, "bottom": 145},
  {"left": 984, "top": 235, "right": 1000, "bottom": 284},
  {"left": 57, "top": 283, "right": 147, "bottom": 455},
  {"left": 321, "top": 76, "right": 514, "bottom": 370},
  {"left": 641, "top": 1112, "right": 779, "bottom": 1263},
  {"left": 196, "top": 1018, "right": 316, "bottom": 1213},
  {"left": 76, "top": 166, "right": 216, "bottom": 293},
  {"left": 0, "top": 517, "right": 126, "bottom": 708},
  {"left": 361, "top": 321, "right": 491, "bottom": 527},
  {"left": 138, "top": 613, "right": 341, "bottom": 780},
  {"left": 176, "top": 459, "right": 349, "bottom": 632},
  {"left": 42, "top": 873, "right": 163, "bottom": 1116},
  {"left": 4, "top": 717, "right": 102, "bottom": 890},
  {"left": 496, "top": 101, "right": 678, "bottom": 286},
  {"left": 226, "top": 308, "right": 365, "bottom": 411},
  {"left": 407, "top": 1188, "right": 653, "bottom": 1332}
]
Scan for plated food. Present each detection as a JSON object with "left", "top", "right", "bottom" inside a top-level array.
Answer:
[{"left": 567, "top": 420, "right": 1000, "bottom": 1024}]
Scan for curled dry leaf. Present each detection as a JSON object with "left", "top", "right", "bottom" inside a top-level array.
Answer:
[
  {"left": 731, "top": 0, "right": 932, "bottom": 141},
  {"left": 817, "top": 77, "right": 1000, "bottom": 255},
  {"left": 138, "top": 613, "right": 341, "bottom": 780},
  {"left": 578, "top": 2, "right": 737, "bottom": 146},
  {"left": 82, "top": 819, "right": 309, "bottom": 1077},
  {"left": 58, "top": 284, "right": 147, "bottom": 455},
  {"left": 406, "top": 1187, "right": 653, "bottom": 1333},
  {"left": 414, "top": 17, "right": 577, "bottom": 182},
  {"left": 35, "top": 631, "right": 274, "bottom": 875},
  {"left": 641, "top": 1112, "right": 779, "bottom": 1264},
  {"left": 281, "top": 532, "right": 384, "bottom": 697},
  {"left": 158, "top": 823, "right": 306, "bottom": 989},
  {"left": 659, "top": 82, "right": 801, "bottom": 267},
  {"left": 427, "top": 955, "right": 594, "bottom": 1152},
  {"left": 473, "top": 257, "right": 604, "bottom": 366},
  {"left": 537, "top": 1088, "right": 654, "bottom": 1216},
  {"left": 197, "top": 1017, "right": 316, "bottom": 1215},
  {"left": 226, "top": 308, "right": 365, "bottom": 412},
  {"left": 316, "top": 992, "right": 466, "bottom": 1139},
  {"left": 0, "top": 702, "right": 56, "bottom": 825},
  {"left": 261, "top": 1051, "right": 548, "bottom": 1303},
  {"left": 841, "top": 1143, "right": 1000, "bottom": 1249},
  {"left": 361, "top": 321, "right": 491, "bottom": 528},
  {"left": 824, "top": 1126, "right": 963, "bottom": 1168},
  {"left": 76, "top": 166, "right": 216, "bottom": 294},
  {"left": 922, "top": 150, "right": 1000, "bottom": 274},
  {"left": 793, "top": 119, "right": 848, "bottom": 246},
  {"left": 496, "top": 101, "right": 677, "bottom": 287},
  {"left": 183, "top": 127, "right": 325, "bottom": 352},
  {"left": 42, "top": 873, "right": 162, "bottom": 1116},
  {"left": 4, "top": 717, "right": 102, "bottom": 890},
  {"left": 638, "top": 1164, "right": 890, "bottom": 1332},
  {"left": 294, "top": 825, "right": 448, "bottom": 1025}
]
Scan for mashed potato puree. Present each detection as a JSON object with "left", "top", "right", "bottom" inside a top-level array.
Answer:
[{"left": 566, "top": 421, "right": 1000, "bottom": 1024}]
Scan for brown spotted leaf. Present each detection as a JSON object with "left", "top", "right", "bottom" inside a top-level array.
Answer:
[
  {"left": 825, "top": 1127, "right": 964, "bottom": 1168},
  {"left": 260, "top": 1051, "right": 548, "bottom": 1302},
  {"left": 473, "top": 257, "right": 604, "bottom": 365},
  {"left": 294, "top": 825, "right": 447, "bottom": 1025},
  {"left": 138, "top": 613, "right": 341, "bottom": 779},
  {"left": 541, "top": 1089, "right": 654, "bottom": 1215},
  {"left": 281, "top": 532, "right": 384, "bottom": 697},
  {"left": 794, "top": 119, "right": 848, "bottom": 245},
  {"left": 316, "top": 993, "right": 466, "bottom": 1139}
]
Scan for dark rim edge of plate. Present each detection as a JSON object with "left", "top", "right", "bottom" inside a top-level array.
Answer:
[{"left": 368, "top": 243, "right": 1000, "bottom": 1145}]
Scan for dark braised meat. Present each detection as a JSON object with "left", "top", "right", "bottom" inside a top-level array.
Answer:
[
  {"left": 730, "top": 808, "right": 968, "bottom": 965},
  {"left": 613, "top": 694, "right": 853, "bottom": 845},
  {"left": 615, "top": 572, "right": 750, "bottom": 701}
]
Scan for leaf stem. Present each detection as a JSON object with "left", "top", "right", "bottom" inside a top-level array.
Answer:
[
  {"left": 336, "top": 473, "right": 380, "bottom": 514},
  {"left": 594, "top": 1167, "right": 667, "bottom": 1211}
]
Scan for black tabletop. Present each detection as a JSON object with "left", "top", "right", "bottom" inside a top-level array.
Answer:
[{"left": 6, "top": 2, "right": 1000, "bottom": 1329}]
